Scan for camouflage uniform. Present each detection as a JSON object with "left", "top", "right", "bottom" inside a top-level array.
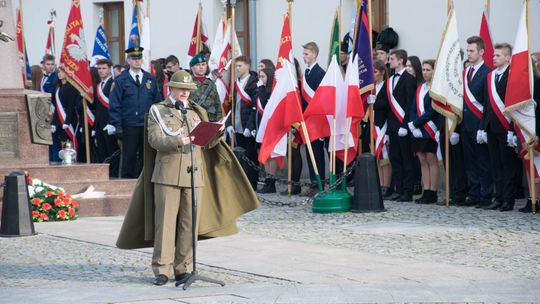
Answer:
[{"left": 190, "top": 78, "right": 223, "bottom": 122}]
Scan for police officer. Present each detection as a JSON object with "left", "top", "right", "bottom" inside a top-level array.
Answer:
[
  {"left": 109, "top": 46, "right": 162, "bottom": 178},
  {"left": 189, "top": 52, "right": 223, "bottom": 122}
]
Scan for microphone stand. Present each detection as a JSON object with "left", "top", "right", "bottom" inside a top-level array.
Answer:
[{"left": 174, "top": 102, "right": 225, "bottom": 290}]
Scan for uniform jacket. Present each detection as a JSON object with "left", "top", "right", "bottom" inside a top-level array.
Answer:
[
  {"left": 226, "top": 71, "right": 259, "bottom": 132},
  {"left": 116, "top": 102, "right": 260, "bottom": 249},
  {"left": 410, "top": 83, "right": 440, "bottom": 139},
  {"left": 109, "top": 69, "right": 162, "bottom": 133},
  {"left": 373, "top": 81, "right": 388, "bottom": 127},
  {"left": 301, "top": 63, "right": 325, "bottom": 110},
  {"left": 190, "top": 77, "right": 223, "bottom": 122},
  {"left": 481, "top": 68, "right": 510, "bottom": 134},
  {"left": 147, "top": 98, "right": 206, "bottom": 188},
  {"left": 462, "top": 63, "right": 491, "bottom": 135},
  {"left": 256, "top": 85, "right": 271, "bottom": 127},
  {"left": 380, "top": 70, "right": 417, "bottom": 134},
  {"left": 93, "top": 77, "right": 114, "bottom": 128}
]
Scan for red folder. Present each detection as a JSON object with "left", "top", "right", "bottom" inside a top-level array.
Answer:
[{"left": 190, "top": 121, "right": 223, "bottom": 146}]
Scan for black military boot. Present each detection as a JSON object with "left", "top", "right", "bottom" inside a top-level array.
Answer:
[{"left": 258, "top": 178, "right": 276, "bottom": 194}]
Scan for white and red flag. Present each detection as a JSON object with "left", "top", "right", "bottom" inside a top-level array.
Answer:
[
  {"left": 256, "top": 13, "right": 304, "bottom": 168},
  {"left": 59, "top": 0, "right": 94, "bottom": 102},
  {"left": 479, "top": 7, "right": 494, "bottom": 69},
  {"left": 504, "top": 0, "right": 535, "bottom": 144},
  {"left": 45, "top": 12, "right": 57, "bottom": 58},
  {"left": 186, "top": 2, "right": 209, "bottom": 68}
]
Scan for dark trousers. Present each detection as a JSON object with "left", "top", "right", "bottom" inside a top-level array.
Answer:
[
  {"left": 461, "top": 131, "right": 493, "bottom": 202},
  {"left": 291, "top": 144, "right": 302, "bottom": 183},
  {"left": 235, "top": 134, "right": 258, "bottom": 190},
  {"left": 96, "top": 121, "right": 120, "bottom": 177},
  {"left": 440, "top": 129, "right": 468, "bottom": 201},
  {"left": 121, "top": 126, "right": 144, "bottom": 178},
  {"left": 487, "top": 132, "right": 519, "bottom": 203},
  {"left": 49, "top": 132, "right": 62, "bottom": 162},
  {"left": 306, "top": 139, "right": 326, "bottom": 189},
  {"left": 388, "top": 133, "right": 414, "bottom": 195}
]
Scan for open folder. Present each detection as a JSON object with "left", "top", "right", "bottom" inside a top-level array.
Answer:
[{"left": 190, "top": 111, "right": 230, "bottom": 146}]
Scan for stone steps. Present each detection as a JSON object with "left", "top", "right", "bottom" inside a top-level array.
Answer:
[
  {"left": 0, "top": 163, "right": 110, "bottom": 184},
  {"left": 76, "top": 194, "right": 132, "bottom": 217},
  {"left": 56, "top": 179, "right": 137, "bottom": 197}
]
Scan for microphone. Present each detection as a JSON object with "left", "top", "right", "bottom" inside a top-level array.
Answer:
[{"left": 174, "top": 100, "right": 188, "bottom": 114}]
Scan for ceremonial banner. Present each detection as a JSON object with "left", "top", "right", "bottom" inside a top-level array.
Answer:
[
  {"left": 59, "top": 0, "right": 93, "bottom": 102},
  {"left": 256, "top": 13, "right": 304, "bottom": 168},
  {"left": 90, "top": 24, "right": 111, "bottom": 66},
  {"left": 430, "top": 8, "right": 463, "bottom": 133},
  {"left": 186, "top": 2, "right": 209, "bottom": 68},
  {"left": 139, "top": 0, "right": 151, "bottom": 71},
  {"left": 479, "top": 7, "right": 494, "bottom": 69},
  {"left": 355, "top": 0, "right": 374, "bottom": 97},
  {"left": 504, "top": 1, "right": 535, "bottom": 144},
  {"left": 15, "top": 7, "right": 31, "bottom": 85},
  {"left": 45, "top": 13, "right": 57, "bottom": 58}
]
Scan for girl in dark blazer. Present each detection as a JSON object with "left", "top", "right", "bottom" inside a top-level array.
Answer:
[
  {"left": 407, "top": 60, "right": 440, "bottom": 204},
  {"left": 257, "top": 67, "right": 277, "bottom": 193}
]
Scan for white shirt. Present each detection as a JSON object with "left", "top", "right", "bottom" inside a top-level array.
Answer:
[
  {"left": 495, "top": 64, "right": 509, "bottom": 77},
  {"left": 100, "top": 75, "right": 112, "bottom": 89},
  {"left": 129, "top": 69, "right": 143, "bottom": 83},
  {"left": 393, "top": 67, "right": 406, "bottom": 89}
]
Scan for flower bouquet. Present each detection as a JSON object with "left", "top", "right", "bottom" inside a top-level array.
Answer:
[{"left": 26, "top": 175, "right": 79, "bottom": 222}]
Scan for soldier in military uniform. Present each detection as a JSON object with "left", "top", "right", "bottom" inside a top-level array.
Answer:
[
  {"left": 146, "top": 71, "right": 221, "bottom": 286},
  {"left": 109, "top": 46, "right": 162, "bottom": 178},
  {"left": 189, "top": 53, "right": 223, "bottom": 122}
]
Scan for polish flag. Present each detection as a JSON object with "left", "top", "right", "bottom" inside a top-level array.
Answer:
[
  {"left": 256, "top": 13, "right": 304, "bottom": 168},
  {"left": 504, "top": 1, "right": 535, "bottom": 144},
  {"left": 479, "top": 7, "right": 494, "bottom": 69},
  {"left": 186, "top": 2, "right": 209, "bottom": 68}
]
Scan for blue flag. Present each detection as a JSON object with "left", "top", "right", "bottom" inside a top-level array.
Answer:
[
  {"left": 128, "top": 2, "right": 140, "bottom": 50},
  {"left": 24, "top": 45, "right": 31, "bottom": 81},
  {"left": 91, "top": 25, "right": 111, "bottom": 66},
  {"left": 354, "top": 0, "right": 374, "bottom": 94}
]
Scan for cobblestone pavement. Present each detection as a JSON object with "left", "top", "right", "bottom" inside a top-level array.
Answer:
[{"left": 247, "top": 187, "right": 540, "bottom": 279}]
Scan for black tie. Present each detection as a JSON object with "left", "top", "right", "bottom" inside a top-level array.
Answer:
[
  {"left": 495, "top": 73, "right": 501, "bottom": 83},
  {"left": 392, "top": 73, "right": 400, "bottom": 90},
  {"left": 305, "top": 68, "right": 311, "bottom": 77},
  {"left": 135, "top": 74, "right": 141, "bottom": 86}
]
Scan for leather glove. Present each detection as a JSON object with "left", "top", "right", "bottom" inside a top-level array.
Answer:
[
  {"left": 367, "top": 94, "right": 376, "bottom": 105},
  {"left": 62, "top": 124, "right": 69, "bottom": 130},
  {"left": 243, "top": 128, "right": 251, "bottom": 138},
  {"left": 51, "top": 125, "right": 56, "bottom": 133},
  {"left": 507, "top": 131, "right": 518, "bottom": 147},
  {"left": 435, "top": 131, "right": 440, "bottom": 143},
  {"left": 103, "top": 124, "right": 116, "bottom": 136},
  {"left": 384, "top": 134, "right": 389, "bottom": 144},
  {"left": 450, "top": 132, "right": 460, "bottom": 145},
  {"left": 251, "top": 130, "right": 257, "bottom": 137},
  {"left": 476, "top": 130, "right": 488, "bottom": 144},
  {"left": 398, "top": 127, "right": 408, "bottom": 137},
  {"left": 412, "top": 128, "right": 423, "bottom": 138}
]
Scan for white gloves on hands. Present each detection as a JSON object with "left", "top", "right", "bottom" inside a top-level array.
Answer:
[
  {"left": 251, "top": 130, "right": 257, "bottom": 137},
  {"left": 62, "top": 124, "right": 69, "bottom": 130},
  {"left": 91, "top": 130, "right": 96, "bottom": 137},
  {"left": 507, "top": 131, "right": 518, "bottom": 147},
  {"left": 408, "top": 122, "right": 422, "bottom": 138},
  {"left": 435, "top": 131, "right": 440, "bottom": 143},
  {"left": 226, "top": 126, "right": 234, "bottom": 135},
  {"left": 103, "top": 124, "right": 116, "bottom": 136},
  {"left": 51, "top": 125, "right": 56, "bottom": 133},
  {"left": 367, "top": 94, "right": 376, "bottom": 105},
  {"left": 450, "top": 132, "right": 460, "bottom": 145},
  {"left": 256, "top": 79, "right": 264, "bottom": 87},
  {"left": 384, "top": 134, "right": 389, "bottom": 144},
  {"left": 476, "top": 130, "right": 488, "bottom": 144},
  {"left": 398, "top": 127, "right": 408, "bottom": 137},
  {"left": 243, "top": 128, "right": 251, "bottom": 138}
]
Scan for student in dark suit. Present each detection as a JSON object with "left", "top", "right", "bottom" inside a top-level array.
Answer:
[
  {"left": 41, "top": 54, "right": 61, "bottom": 162},
  {"left": 461, "top": 36, "right": 493, "bottom": 207},
  {"left": 380, "top": 49, "right": 417, "bottom": 201},
  {"left": 300, "top": 42, "right": 326, "bottom": 197}
]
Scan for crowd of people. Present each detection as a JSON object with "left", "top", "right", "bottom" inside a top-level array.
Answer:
[{"left": 33, "top": 34, "right": 540, "bottom": 213}]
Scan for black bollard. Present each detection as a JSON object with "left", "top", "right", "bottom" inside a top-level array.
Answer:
[
  {"left": 0, "top": 172, "right": 36, "bottom": 237},
  {"left": 351, "top": 153, "right": 385, "bottom": 213}
]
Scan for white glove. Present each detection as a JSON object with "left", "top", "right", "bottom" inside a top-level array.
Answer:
[
  {"left": 103, "top": 124, "right": 116, "bottom": 136},
  {"left": 398, "top": 127, "right": 408, "bottom": 137},
  {"left": 367, "top": 94, "right": 376, "bottom": 105},
  {"left": 476, "top": 130, "right": 488, "bottom": 144},
  {"left": 51, "top": 125, "right": 56, "bottom": 133},
  {"left": 407, "top": 121, "right": 417, "bottom": 133},
  {"left": 384, "top": 134, "right": 389, "bottom": 144},
  {"left": 62, "top": 124, "right": 69, "bottom": 130},
  {"left": 256, "top": 79, "right": 264, "bottom": 87},
  {"left": 79, "top": 127, "right": 83, "bottom": 133},
  {"left": 435, "top": 131, "right": 440, "bottom": 143},
  {"left": 243, "top": 128, "right": 251, "bottom": 138},
  {"left": 91, "top": 130, "right": 96, "bottom": 137},
  {"left": 412, "top": 128, "right": 423, "bottom": 138},
  {"left": 226, "top": 126, "right": 234, "bottom": 135},
  {"left": 251, "top": 130, "right": 257, "bottom": 137},
  {"left": 450, "top": 132, "right": 460, "bottom": 145},
  {"left": 291, "top": 128, "right": 297, "bottom": 134},
  {"left": 507, "top": 131, "right": 518, "bottom": 147}
]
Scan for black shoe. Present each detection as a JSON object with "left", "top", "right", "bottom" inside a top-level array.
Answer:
[
  {"left": 519, "top": 198, "right": 533, "bottom": 213},
  {"left": 421, "top": 190, "right": 437, "bottom": 204},
  {"left": 383, "top": 187, "right": 394, "bottom": 198},
  {"left": 175, "top": 273, "right": 190, "bottom": 284},
  {"left": 386, "top": 192, "right": 401, "bottom": 201},
  {"left": 457, "top": 198, "right": 478, "bottom": 207},
  {"left": 399, "top": 193, "right": 413, "bottom": 202},
  {"left": 258, "top": 178, "right": 276, "bottom": 194},
  {"left": 413, "top": 182, "right": 423, "bottom": 195},
  {"left": 475, "top": 199, "right": 492, "bottom": 209},
  {"left": 381, "top": 186, "right": 389, "bottom": 197},
  {"left": 280, "top": 185, "right": 301, "bottom": 195},
  {"left": 483, "top": 200, "right": 503, "bottom": 210},
  {"left": 414, "top": 191, "right": 427, "bottom": 204},
  {"left": 153, "top": 274, "right": 169, "bottom": 286},
  {"left": 499, "top": 201, "right": 515, "bottom": 212}
]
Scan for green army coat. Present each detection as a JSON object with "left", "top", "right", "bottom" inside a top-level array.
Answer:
[
  {"left": 190, "top": 78, "right": 223, "bottom": 122},
  {"left": 116, "top": 101, "right": 259, "bottom": 249}
]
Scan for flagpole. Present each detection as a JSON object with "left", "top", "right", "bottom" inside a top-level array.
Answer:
[
  {"left": 342, "top": 119, "right": 350, "bottom": 191},
  {"left": 486, "top": 0, "right": 490, "bottom": 17},
  {"left": 445, "top": 118, "right": 450, "bottom": 208},
  {"left": 229, "top": 0, "right": 237, "bottom": 149},
  {"left": 196, "top": 1, "right": 202, "bottom": 54},
  {"left": 525, "top": 0, "right": 535, "bottom": 213},
  {"left": 82, "top": 100, "right": 91, "bottom": 164},
  {"left": 287, "top": 0, "right": 294, "bottom": 196},
  {"left": 18, "top": 0, "right": 28, "bottom": 87}
]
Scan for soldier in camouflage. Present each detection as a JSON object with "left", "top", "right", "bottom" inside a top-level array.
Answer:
[{"left": 189, "top": 53, "right": 223, "bottom": 122}]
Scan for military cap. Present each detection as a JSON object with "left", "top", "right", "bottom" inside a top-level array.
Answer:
[
  {"left": 168, "top": 70, "right": 197, "bottom": 90},
  {"left": 125, "top": 46, "right": 144, "bottom": 59},
  {"left": 189, "top": 52, "right": 206, "bottom": 68},
  {"left": 375, "top": 42, "right": 390, "bottom": 53}
]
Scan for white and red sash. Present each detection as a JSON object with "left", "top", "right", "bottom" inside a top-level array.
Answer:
[
  {"left": 386, "top": 78, "right": 405, "bottom": 123},
  {"left": 486, "top": 71, "right": 510, "bottom": 130},
  {"left": 256, "top": 97, "right": 264, "bottom": 116},
  {"left": 235, "top": 81, "right": 253, "bottom": 105},
  {"left": 54, "top": 88, "right": 78, "bottom": 151},
  {"left": 416, "top": 83, "right": 438, "bottom": 140},
  {"left": 463, "top": 67, "right": 484, "bottom": 119},
  {"left": 374, "top": 122, "right": 388, "bottom": 160},
  {"left": 301, "top": 73, "right": 315, "bottom": 103},
  {"left": 86, "top": 105, "right": 95, "bottom": 128},
  {"left": 96, "top": 82, "right": 109, "bottom": 108}
]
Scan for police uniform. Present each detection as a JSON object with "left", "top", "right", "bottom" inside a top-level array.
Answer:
[
  {"left": 109, "top": 47, "right": 162, "bottom": 178},
  {"left": 189, "top": 53, "right": 223, "bottom": 122}
]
